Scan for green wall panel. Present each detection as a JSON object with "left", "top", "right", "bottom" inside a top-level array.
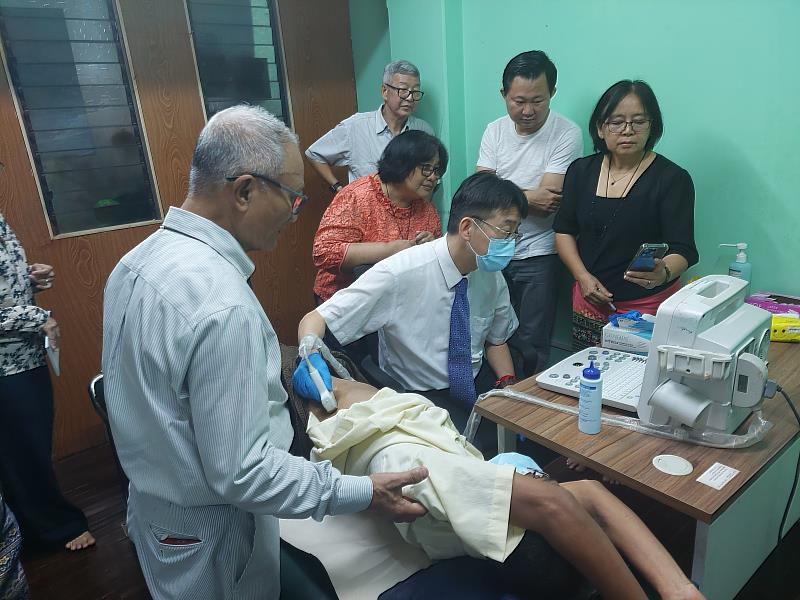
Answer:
[{"left": 354, "top": 0, "right": 800, "bottom": 352}]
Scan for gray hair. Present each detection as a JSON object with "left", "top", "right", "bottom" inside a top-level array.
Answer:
[
  {"left": 189, "top": 105, "right": 298, "bottom": 195},
  {"left": 382, "top": 60, "right": 420, "bottom": 84}
]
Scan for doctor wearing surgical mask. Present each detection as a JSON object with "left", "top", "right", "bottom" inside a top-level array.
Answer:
[
  {"left": 467, "top": 216, "right": 519, "bottom": 273},
  {"left": 296, "top": 172, "right": 525, "bottom": 445}
]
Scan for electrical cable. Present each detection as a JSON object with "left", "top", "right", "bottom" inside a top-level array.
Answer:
[{"left": 777, "top": 385, "right": 800, "bottom": 546}]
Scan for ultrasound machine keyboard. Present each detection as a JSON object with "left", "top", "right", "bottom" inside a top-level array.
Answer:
[{"left": 535, "top": 347, "right": 647, "bottom": 412}]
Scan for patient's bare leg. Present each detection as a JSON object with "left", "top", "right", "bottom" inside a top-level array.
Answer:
[
  {"left": 509, "top": 474, "right": 647, "bottom": 600},
  {"left": 561, "top": 480, "right": 703, "bottom": 600}
]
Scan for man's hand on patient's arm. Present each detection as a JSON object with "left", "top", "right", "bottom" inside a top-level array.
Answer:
[{"left": 368, "top": 467, "right": 429, "bottom": 522}]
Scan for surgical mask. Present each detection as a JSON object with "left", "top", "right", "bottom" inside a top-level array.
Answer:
[{"left": 468, "top": 218, "right": 516, "bottom": 272}]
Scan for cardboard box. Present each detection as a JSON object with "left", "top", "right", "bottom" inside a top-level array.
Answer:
[{"left": 601, "top": 322, "right": 652, "bottom": 355}]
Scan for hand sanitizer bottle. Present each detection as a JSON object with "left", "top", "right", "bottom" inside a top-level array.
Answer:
[
  {"left": 719, "top": 243, "right": 752, "bottom": 282},
  {"left": 579, "top": 361, "right": 602, "bottom": 434}
]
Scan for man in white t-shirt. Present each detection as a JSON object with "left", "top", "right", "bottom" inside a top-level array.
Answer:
[{"left": 477, "top": 50, "right": 583, "bottom": 377}]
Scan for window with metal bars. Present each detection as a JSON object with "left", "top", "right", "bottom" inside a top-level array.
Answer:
[
  {"left": 0, "top": 0, "right": 159, "bottom": 236},
  {"left": 185, "top": 0, "right": 289, "bottom": 123}
]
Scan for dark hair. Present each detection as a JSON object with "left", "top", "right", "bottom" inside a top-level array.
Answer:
[
  {"left": 589, "top": 80, "right": 664, "bottom": 154},
  {"left": 447, "top": 172, "right": 528, "bottom": 234},
  {"left": 502, "top": 50, "right": 557, "bottom": 95},
  {"left": 377, "top": 130, "right": 449, "bottom": 183}
]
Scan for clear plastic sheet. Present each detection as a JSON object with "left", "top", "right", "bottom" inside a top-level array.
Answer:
[{"left": 476, "top": 388, "right": 773, "bottom": 449}]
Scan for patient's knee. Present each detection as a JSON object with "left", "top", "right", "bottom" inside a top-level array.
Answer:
[
  {"left": 563, "top": 478, "right": 605, "bottom": 501},
  {"left": 512, "top": 476, "right": 583, "bottom": 529}
]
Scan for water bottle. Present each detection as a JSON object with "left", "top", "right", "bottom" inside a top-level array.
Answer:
[{"left": 579, "top": 361, "right": 602, "bottom": 434}]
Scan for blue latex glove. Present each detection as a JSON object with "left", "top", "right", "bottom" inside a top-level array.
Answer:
[
  {"left": 489, "top": 452, "right": 543, "bottom": 476},
  {"left": 291, "top": 352, "right": 332, "bottom": 403}
]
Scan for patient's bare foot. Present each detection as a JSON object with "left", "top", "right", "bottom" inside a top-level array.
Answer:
[
  {"left": 566, "top": 457, "right": 587, "bottom": 472},
  {"left": 65, "top": 530, "right": 95, "bottom": 551},
  {"left": 566, "top": 458, "right": 619, "bottom": 485}
]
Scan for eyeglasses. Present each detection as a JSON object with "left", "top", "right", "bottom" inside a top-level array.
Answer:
[
  {"left": 226, "top": 173, "right": 308, "bottom": 216},
  {"left": 419, "top": 163, "right": 444, "bottom": 178},
  {"left": 605, "top": 118, "right": 651, "bottom": 134},
  {"left": 384, "top": 83, "right": 424, "bottom": 101},
  {"left": 473, "top": 217, "right": 522, "bottom": 242}
]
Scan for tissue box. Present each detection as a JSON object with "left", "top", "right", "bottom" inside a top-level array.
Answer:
[{"left": 601, "top": 322, "right": 652, "bottom": 355}]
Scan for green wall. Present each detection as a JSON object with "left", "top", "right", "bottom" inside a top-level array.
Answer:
[
  {"left": 355, "top": 0, "right": 800, "bottom": 349},
  {"left": 348, "top": 0, "right": 391, "bottom": 110},
  {"left": 456, "top": 0, "right": 800, "bottom": 300}
]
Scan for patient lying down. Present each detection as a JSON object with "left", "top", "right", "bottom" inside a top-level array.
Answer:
[{"left": 304, "top": 378, "right": 704, "bottom": 600}]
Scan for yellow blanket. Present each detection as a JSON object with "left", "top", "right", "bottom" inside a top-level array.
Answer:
[{"left": 308, "top": 388, "right": 525, "bottom": 561}]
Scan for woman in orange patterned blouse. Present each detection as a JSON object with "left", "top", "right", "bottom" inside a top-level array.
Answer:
[{"left": 312, "top": 130, "right": 447, "bottom": 301}]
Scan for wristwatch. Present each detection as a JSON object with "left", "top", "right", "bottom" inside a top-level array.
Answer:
[{"left": 329, "top": 181, "right": 343, "bottom": 194}]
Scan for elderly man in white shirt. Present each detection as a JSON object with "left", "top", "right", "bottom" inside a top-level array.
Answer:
[
  {"left": 295, "top": 172, "right": 526, "bottom": 439},
  {"left": 102, "top": 105, "right": 429, "bottom": 600},
  {"left": 305, "top": 59, "right": 434, "bottom": 193}
]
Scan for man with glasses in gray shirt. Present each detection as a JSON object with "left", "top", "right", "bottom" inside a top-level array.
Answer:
[{"left": 305, "top": 60, "right": 434, "bottom": 194}]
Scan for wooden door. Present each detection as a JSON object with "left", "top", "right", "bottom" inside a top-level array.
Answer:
[
  {"left": 0, "top": 0, "right": 206, "bottom": 458},
  {"left": 0, "top": 0, "right": 357, "bottom": 459},
  {"left": 251, "top": 0, "right": 357, "bottom": 340}
]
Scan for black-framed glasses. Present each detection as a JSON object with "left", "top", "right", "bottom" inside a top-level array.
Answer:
[
  {"left": 226, "top": 173, "right": 308, "bottom": 216},
  {"left": 473, "top": 217, "right": 522, "bottom": 242},
  {"left": 605, "top": 118, "right": 651, "bottom": 134},
  {"left": 419, "top": 163, "right": 444, "bottom": 178},
  {"left": 384, "top": 83, "right": 424, "bottom": 101}
]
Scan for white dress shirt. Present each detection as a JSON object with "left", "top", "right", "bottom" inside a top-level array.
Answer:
[
  {"left": 317, "top": 236, "right": 518, "bottom": 391},
  {"left": 305, "top": 105, "right": 434, "bottom": 182}
]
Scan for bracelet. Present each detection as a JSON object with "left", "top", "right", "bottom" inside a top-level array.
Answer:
[
  {"left": 495, "top": 374, "right": 517, "bottom": 388},
  {"left": 329, "top": 181, "right": 343, "bottom": 194},
  {"left": 663, "top": 264, "right": 672, "bottom": 285}
]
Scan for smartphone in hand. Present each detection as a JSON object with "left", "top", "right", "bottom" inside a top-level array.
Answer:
[{"left": 627, "top": 243, "right": 668, "bottom": 272}]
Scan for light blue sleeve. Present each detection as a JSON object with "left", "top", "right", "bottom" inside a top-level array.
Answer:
[
  {"left": 415, "top": 117, "right": 435, "bottom": 135},
  {"left": 305, "top": 119, "right": 352, "bottom": 167},
  {"left": 187, "top": 306, "right": 373, "bottom": 518}
]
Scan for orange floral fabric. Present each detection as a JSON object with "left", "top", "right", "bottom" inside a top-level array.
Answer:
[{"left": 313, "top": 174, "right": 441, "bottom": 301}]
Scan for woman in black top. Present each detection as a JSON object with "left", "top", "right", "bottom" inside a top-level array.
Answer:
[{"left": 553, "top": 80, "right": 698, "bottom": 348}]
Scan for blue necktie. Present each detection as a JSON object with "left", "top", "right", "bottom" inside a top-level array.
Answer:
[{"left": 448, "top": 277, "right": 476, "bottom": 409}]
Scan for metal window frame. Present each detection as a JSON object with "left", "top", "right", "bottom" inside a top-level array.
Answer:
[
  {"left": 183, "top": 0, "right": 292, "bottom": 127},
  {"left": 0, "top": 0, "right": 163, "bottom": 239}
]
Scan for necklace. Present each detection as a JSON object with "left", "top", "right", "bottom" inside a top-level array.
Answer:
[
  {"left": 605, "top": 152, "right": 646, "bottom": 198},
  {"left": 608, "top": 165, "right": 638, "bottom": 185},
  {"left": 591, "top": 152, "right": 647, "bottom": 241}
]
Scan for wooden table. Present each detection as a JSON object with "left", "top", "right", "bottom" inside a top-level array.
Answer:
[{"left": 474, "top": 343, "right": 800, "bottom": 600}]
